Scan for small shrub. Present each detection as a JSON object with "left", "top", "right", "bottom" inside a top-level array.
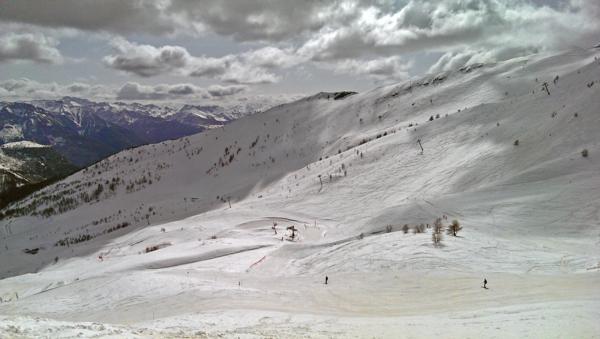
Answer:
[
  {"left": 432, "top": 218, "right": 444, "bottom": 247},
  {"left": 432, "top": 231, "right": 442, "bottom": 247},
  {"left": 581, "top": 149, "right": 589, "bottom": 157},
  {"left": 413, "top": 224, "right": 425, "bottom": 234},
  {"left": 145, "top": 242, "right": 171, "bottom": 253},
  {"left": 23, "top": 248, "right": 39, "bottom": 255},
  {"left": 514, "top": 139, "right": 519, "bottom": 146}
]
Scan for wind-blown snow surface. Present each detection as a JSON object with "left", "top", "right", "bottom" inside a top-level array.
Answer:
[{"left": 1, "top": 49, "right": 600, "bottom": 338}]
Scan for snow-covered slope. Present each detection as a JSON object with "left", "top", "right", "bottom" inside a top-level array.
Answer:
[{"left": 1, "top": 48, "right": 600, "bottom": 337}]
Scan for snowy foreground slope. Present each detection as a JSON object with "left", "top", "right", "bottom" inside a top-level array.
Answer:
[{"left": 1, "top": 48, "right": 600, "bottom": 338}]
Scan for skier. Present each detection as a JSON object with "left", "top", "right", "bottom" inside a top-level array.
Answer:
[
  {"left": 483, "top": 278, "right": 487, "bottom": 289},
  {"left": 325, "top": 276, "right": 329, "bottom": 285}
]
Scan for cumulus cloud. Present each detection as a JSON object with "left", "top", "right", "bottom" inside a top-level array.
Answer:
[
  {"left": 66, "top": 82, "right": 91, "bottom": 93},
  {"left": 207, "top": 85, "right": 248, "bottom": 97},
  {"left": 240, "top": 46, "right": 302, "bottom": 69},
  {"left": 167, "top": 0, "right": 349, "bottom": 42},
  {"left": 104, "top": 39, "right": 299, "bottom": 84},
  {"left": 103, "top": 38, "right": 191, "bottom": 77},
  {"left": 116, "top": 82, "right": 172, "bottom": 100},
  {"left": 189, "top": 46, "right": 301, "bottom": 83},
  {"left": 0, "top": 78, "right": 110, "bottom": 99},
  {"left": 0, "top": 33, "right": 62, "bottom": 63},
  {"left": 115, "top": 82, "right": 247, "bottom": 101},
  {"left": 332, "top": 56, "right": 411, "bottom": 81},
  {"left": 297, "top": 0, "right": 600, "bottom": 71},
  {"left": 216, "top": 63, "right": 280, "bottom": 84},
  {"left": 166, "top": 84, "right": 196, "bottom": 96},
  {"left": 0, "top": 78, "right": 248, "bottom": 102}
]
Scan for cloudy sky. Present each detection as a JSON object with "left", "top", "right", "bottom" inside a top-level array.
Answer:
[{"left": 0, "top": 0, "right": 598, "bottom": 104}]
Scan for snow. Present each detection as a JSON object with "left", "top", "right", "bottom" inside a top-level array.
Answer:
[
  {"left": 0, "top": 141, "right": 50, "bottom": 149},
  {"left": 1, "top": 48, "right": 600, "bottom": 337}
]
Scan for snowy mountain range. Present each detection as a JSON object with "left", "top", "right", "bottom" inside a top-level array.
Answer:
[
  {"left": 1, "top": 48, "right": 599, "bottom": 337},
  {"left": 1, "top": 97, "right": 272, "bottom": 167},
  {"left": 0, "top": 101, "right": 144, "bottom": 167}
]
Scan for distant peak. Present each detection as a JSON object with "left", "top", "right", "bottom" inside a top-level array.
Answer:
[{"left": 60, "top": 96, "right": 93, "bottom": 106}]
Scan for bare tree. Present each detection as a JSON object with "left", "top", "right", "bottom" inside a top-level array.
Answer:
[
  {"left": 433, "top": 217, "right": 443, "bottom": 231},
  {"left": 414, "top": 223, "right": 425, "bottom": 234},
  {"left": 447, "top": 219, "right": 462, "bottom": 236},
  {"left": 431, "top": 217, "right": 444, "bottom": 247}
]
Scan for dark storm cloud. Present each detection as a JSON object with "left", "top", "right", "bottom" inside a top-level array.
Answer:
[
  {"left": 0, "top": 0, "right": 342, "bottom": 40},
  {"left": 0, "top": 0, "right": 183, "bottom": 36}
]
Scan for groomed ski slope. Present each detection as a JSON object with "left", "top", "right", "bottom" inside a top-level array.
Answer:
[{"left": 1, "top": 48, "right": 600, "bottom": 338}]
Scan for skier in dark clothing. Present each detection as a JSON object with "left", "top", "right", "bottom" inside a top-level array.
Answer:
[
  {"left": 325, "top": 276, "right": 328, "bottom": 285},
  {"left": 483, "top": 278, "right": 487, "bottom": 289}
]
